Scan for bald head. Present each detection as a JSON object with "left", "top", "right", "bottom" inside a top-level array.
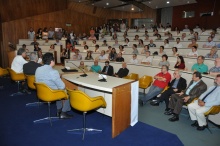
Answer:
[{"left": 122, "top": 62, "right": 127, "bottom": 68}]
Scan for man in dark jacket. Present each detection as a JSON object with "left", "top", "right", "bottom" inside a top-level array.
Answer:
[
  {"left": 114, "top": 62, "right": 129, "bottom": 78},
  {"left": 102, "top": 61, "right": 114, "bottom": 76},
  {"left": 164, "top": 71, "right": 207, "bottom": 122},
  {"left": 150, "top": 70, "right": 187, "bottom": 111}
]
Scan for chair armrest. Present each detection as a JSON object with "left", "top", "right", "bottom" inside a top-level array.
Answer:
[{"left": 204, "top": 105, "right": 220, "bottom": 116}]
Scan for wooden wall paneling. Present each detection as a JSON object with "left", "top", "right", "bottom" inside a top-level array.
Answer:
[
  {"left": 172, "top": 0, "right": 220, "bottom": 30},
  {"left": 1, "top": 0, "right": 67, "bottom": 22}
]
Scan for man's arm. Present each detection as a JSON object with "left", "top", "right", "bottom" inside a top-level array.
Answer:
[{"left": 51, "top": 70, "right": 65, "bottom": 89}]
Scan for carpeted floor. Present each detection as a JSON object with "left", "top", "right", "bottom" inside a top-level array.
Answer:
[{"left": 0, "top": 77, "right": 183, "bottom": 146}]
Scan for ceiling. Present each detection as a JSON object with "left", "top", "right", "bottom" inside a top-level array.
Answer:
[{"left": 71, "top": 0, "right": 197, "bottom": 12}]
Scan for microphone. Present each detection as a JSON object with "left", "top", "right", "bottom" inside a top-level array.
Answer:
[
  {"left": 87, "top": 65, "right": 107, "bottom": 82},
  {"left": 67, "top": 61, "right": 87, "bottom": 77}
]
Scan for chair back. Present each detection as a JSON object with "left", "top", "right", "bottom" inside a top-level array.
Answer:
[
  {"left": 7, "top": 68, "right": 25, "bottom": 81},
  {"left": 25, "top": 75, "right": 36, "bottom": 90},
  {"left": 124, "top": 73, "right": 139, "bottom": 80},
  {"left": 139, "top": 75, "right": 153, "bottom": 88},
  {"left": 34, "top": 82, "right": 68, "bottom": 102},
  {"left": 0, "top": 67, "right": 8, "bottom": 76},
  {"left": 67, "top": 89, "right": 106, "bottom": 112}
]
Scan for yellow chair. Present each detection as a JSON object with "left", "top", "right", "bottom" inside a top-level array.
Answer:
[
  {"left": 67, "top": 88, "right": 107, "bottom": 140},
  {"left": 0, "top": 67, "right": 9, "bottom": 76},
  {"left": 7, "top": 68, "right": 26, "bottom": 96},
  {"left": 34, "top": 82, "right": 68, "bottom": 126},
  {"left": 124, "top": 73, "right": 139, "bottom": 81},
  {"left": 204, "top": 105, "right": 220, "bottom": 134},
  {"left": 139, "top": 75, "right": 153, "bottom": 94},
  {"left": 25, "top": 75, "right": 44, "bottom": 106}
]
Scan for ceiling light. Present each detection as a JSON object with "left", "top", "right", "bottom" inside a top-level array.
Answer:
[
  {"left": 106, "top": 3, "right": 109, "bottom": 5},
  {"left": 156, "top": 6, "right": 158, "bottom": 8},
  {"left": 92, "top": 3, "right": 94, "bottom": 5},
  {"left": 167, "top": 1, "right": 170, "bottom": 4},
  {"left": 131, "top": 7, "right": 134, "bottom": 11},
  {"left": 149, "top": 2, "right": 151, "bottom": 4},
  {"left": 187, "top": 1, "right": 190, "bottom": 3}
]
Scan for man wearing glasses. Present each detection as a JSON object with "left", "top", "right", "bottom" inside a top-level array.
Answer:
[
  {"left": 191, "top": 55, "right": 208, "bottom": 73},
  {"left": 139, "top": 65, "right": 171, "bottom": 106}
]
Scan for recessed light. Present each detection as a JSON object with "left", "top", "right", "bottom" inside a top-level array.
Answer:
[
  {"left": 149, "top": 2, "right": 151, "bottom": 4},
  {"left": 156, "top": 6, "right": 158, "bottom": 8},
  {"left": 187, "top": 1, "right": 190, "bottom": 3},
  {"left": 106, "top": 3, "right": 109, "bottom": 5},
  {"left": 92, "top": 3, "right": 94, "bottom": 5},
  {"left": 167, "top": 1, "right": 170, "bottom": 4},
  {"left": 131, "top": 7, "right": 134, "bottom": 10}
]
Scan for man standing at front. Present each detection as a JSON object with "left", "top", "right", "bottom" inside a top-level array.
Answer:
[
  {"left": 165, "top": 72, "right": 207, "bottom": 122},
  {"left": 139, "top": 65, "right": 171, "bottom": 106},
  {"left": 35, "top": 53, "right": 73, "bottom": 119},
  {"left": 188, "top": 74, "right": 220, "bottom": 131}
]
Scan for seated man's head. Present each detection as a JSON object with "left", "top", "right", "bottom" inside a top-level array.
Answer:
[
  {"left": 192, "top": 71, "right": 202, "bottom": 81},
  {"left": 197, "top": 55, "right": 205, "bottom": 65},
  {"left": 94, "top": 60, "right": 99, "bottom": 66},
  {"left": 29, "top": 52, "right": 38, "bottom": 62},
  {"left": 17, "top": 48, "right": 27, "bottom": 58},
  {"left": 122, "top": 62, "right": 127, "bottom": 68},
  {"left": 146, "top": 51, "right": 150, "bottom": 57},
  {"left": 42, "top": 52, "right": 54, "bottom": 66}
]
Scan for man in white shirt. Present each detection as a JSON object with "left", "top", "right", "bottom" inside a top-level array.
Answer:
[
  {"left": 183, "top": 25, "right": 190, "bottom": 32},
  {"left": 188, "top": 74, "right": 220, "bottom": 131},
  {"left": 203, "top": 36, "right": 216, "bottom": 48},
  {"left": 11, "top": 48, "right": 28, "bottom": 73},
  {"left": 11, "top": 48, "right": 30, "bottom": 94},
  {"left": 130, "top": 54, "right": 139, "bottom": 64},
  {"left": 174, "top": 38, "right": 183, "bottom": 48},
  {"left": 28, "top": 27, "right": 35, "bottom": 40},
  {"left": 141, "top": 51, "right": 152, "bottom": 65}
]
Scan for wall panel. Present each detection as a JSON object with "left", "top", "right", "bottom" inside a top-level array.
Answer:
[
  {"left": 172, "top": 0, "right": 220, "bottom": 30},
  {"left": 1, "top": 9, "right": 105, "bottom": 67}
]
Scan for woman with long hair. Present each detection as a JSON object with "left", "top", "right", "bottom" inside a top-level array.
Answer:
[{"left": 174, "top": 56, "right": 185, "bottom": 69}]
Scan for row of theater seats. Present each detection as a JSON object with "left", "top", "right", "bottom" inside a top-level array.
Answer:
[{"left": 78, "top": 40, "right": 220, "bottom": 47}]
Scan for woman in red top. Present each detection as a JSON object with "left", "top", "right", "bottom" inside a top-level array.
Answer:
[{"left": 174, "top": 56, "right": 185, "bottom": 69}]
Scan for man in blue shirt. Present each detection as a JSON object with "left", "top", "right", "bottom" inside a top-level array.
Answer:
[
  {"left": 191, "top": 55, "right": 208, "bottom": 73},
  {"left": 90, "top": 60, "right": 101, "bottom": 73},
  {"left": 35, "top": 53, "right": 73, "bottom": 119},
  {"left": 188, "top": 74, "right": 220, "bottom": 131}
]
